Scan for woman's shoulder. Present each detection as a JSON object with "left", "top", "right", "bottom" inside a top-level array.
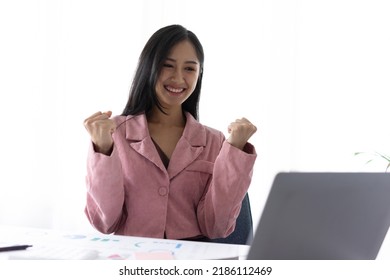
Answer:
[
  {"left": 198, "top": 123, "right": 225, "bottom": 144},
  {"left": 202, "top": 124, "right": 223, "bottom": 137},
  {"left": 185, "top": 112, "right": 224, "bottom": 140},
  {"left": 111, "top": 114, "right": 147, "bottom": 137},
  {"left": 112, "top": 115, "right": 128, "bottom": 125},
  {"left": 112, "top": 114, "right": 143, "bottom": 126}
]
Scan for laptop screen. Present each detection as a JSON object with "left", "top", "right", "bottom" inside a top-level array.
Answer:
[{"left": 247, "top": 172, "right": 390, "bottom": 260}]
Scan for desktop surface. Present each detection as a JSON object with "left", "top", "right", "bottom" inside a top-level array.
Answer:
[{"left": 0, "top": 225, "right": 249, "bottom": 260}]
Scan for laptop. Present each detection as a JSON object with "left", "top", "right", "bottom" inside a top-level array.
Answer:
[{"left": 247, "top": 172, "right": 390, "bottom": 260}]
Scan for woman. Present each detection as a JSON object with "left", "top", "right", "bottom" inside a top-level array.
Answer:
[{"left": 83, "top": 24, "right": 257, "bottom": 241}]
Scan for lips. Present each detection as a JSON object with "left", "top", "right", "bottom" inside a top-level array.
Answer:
[{"left": 165, "top": 85, "right": 185, "bottom": 94}]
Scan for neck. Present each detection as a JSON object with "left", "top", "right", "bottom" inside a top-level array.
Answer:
[{"left": 148, "top": 106, "right": 186, "bottom": 127}]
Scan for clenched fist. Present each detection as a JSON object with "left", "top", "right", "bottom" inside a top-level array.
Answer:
[
  {"left": 84, "top": 111, "right": 116, "bottom": 155},
  {"left": 227, "top": 118, "right": 257, "bottom": 150}
]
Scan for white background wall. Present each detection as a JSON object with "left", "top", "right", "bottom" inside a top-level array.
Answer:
[{"left": 0, "top": 0, "right": 389, "bottom": 235}]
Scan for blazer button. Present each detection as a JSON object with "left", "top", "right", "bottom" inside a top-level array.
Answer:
[{"left": 158, "top": 187, "right": 168, "bottom": 196}]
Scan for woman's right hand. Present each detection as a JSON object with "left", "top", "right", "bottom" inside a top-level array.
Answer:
[{"left": 84, "top": 111, "right": 116, "bottom": 155}]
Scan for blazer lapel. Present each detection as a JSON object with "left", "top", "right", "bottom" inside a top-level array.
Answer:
[
  {"left": 129, "top": 140, "right": 167, "bottom": 173},
  {"left": 167, "top": 112, "right": 206, "bottom": 180},
  {"left": 125, "top": 114, "right": 167, "bottom": 173},
  {"left": 124, "top": 112, "right": 207, "bottom": 178}
]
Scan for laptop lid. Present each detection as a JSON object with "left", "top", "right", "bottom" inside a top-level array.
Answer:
[{"left": 247, "top": 172, "right": 390, "bottom": 260}]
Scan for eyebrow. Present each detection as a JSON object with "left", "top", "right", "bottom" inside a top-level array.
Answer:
[{"left": 166, "top": 57, "right": 199, "bottom": 65}]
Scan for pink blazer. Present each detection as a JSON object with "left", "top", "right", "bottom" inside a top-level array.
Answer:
[{"left": 85, "top": 112, "right": 257, "bottom": 239}]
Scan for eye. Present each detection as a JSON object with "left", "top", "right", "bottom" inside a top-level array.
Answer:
[
  {"left": 163, "top": 63, "right": 173, "bottom": 68},
  {"left": 185, "top": 67, "right": 196, "bottom": 72}
]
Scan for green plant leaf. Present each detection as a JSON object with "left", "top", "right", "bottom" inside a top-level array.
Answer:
[
  {"left": 355, "top": 151, "right": 390, "bottom": 172},
  {"left": 376, "top": 152, "right": 390, "bottom": 162}
]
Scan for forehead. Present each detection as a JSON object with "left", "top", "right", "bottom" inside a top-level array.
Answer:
[{"left": 167, "top": 40, "right": 199, "bottom": 62}]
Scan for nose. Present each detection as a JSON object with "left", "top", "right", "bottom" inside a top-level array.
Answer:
[{"left": 171, "top": 69, "right": 184, "bottom": 83}]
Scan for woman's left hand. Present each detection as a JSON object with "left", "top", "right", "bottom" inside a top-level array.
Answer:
[{"left": 227, "top": 118, "right": 257, "bottom": 150}]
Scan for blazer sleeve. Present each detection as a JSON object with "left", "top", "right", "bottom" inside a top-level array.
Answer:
[
  {"left": 197, "top": 139, "right": 257, "bottom": 239},
  {"left": 84, "top": 142, "right": 126, "bottom": 234}
]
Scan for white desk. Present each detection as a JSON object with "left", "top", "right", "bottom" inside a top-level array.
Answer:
[
  {"left": 1, "top": 225, "right": 389, "bottom": 260},
  {"left": 0, "top": 225, "right": 249, "bottom": 260}
]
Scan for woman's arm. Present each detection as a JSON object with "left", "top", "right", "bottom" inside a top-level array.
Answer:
[
  {"left": 84, "top": 143, "right": 126, "bottom": 234},
  {"left": 197, "top": 139, "right": 257, "bottom": 239},
  {"left": 83, "top": 111, "right": 126, "bottom": 234}
]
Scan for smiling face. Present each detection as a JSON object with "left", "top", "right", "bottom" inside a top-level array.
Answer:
[{"left": 155, "top": 40, "right": 201, "bottom": 111}]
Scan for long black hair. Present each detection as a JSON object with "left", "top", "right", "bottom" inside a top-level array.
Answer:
[{"left": 122, "top": 25, "right": 204, "bottom": 120}]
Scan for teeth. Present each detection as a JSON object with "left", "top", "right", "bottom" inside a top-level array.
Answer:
[{"left": 166, "top": 86, "right": 184, "bottom": 93}]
